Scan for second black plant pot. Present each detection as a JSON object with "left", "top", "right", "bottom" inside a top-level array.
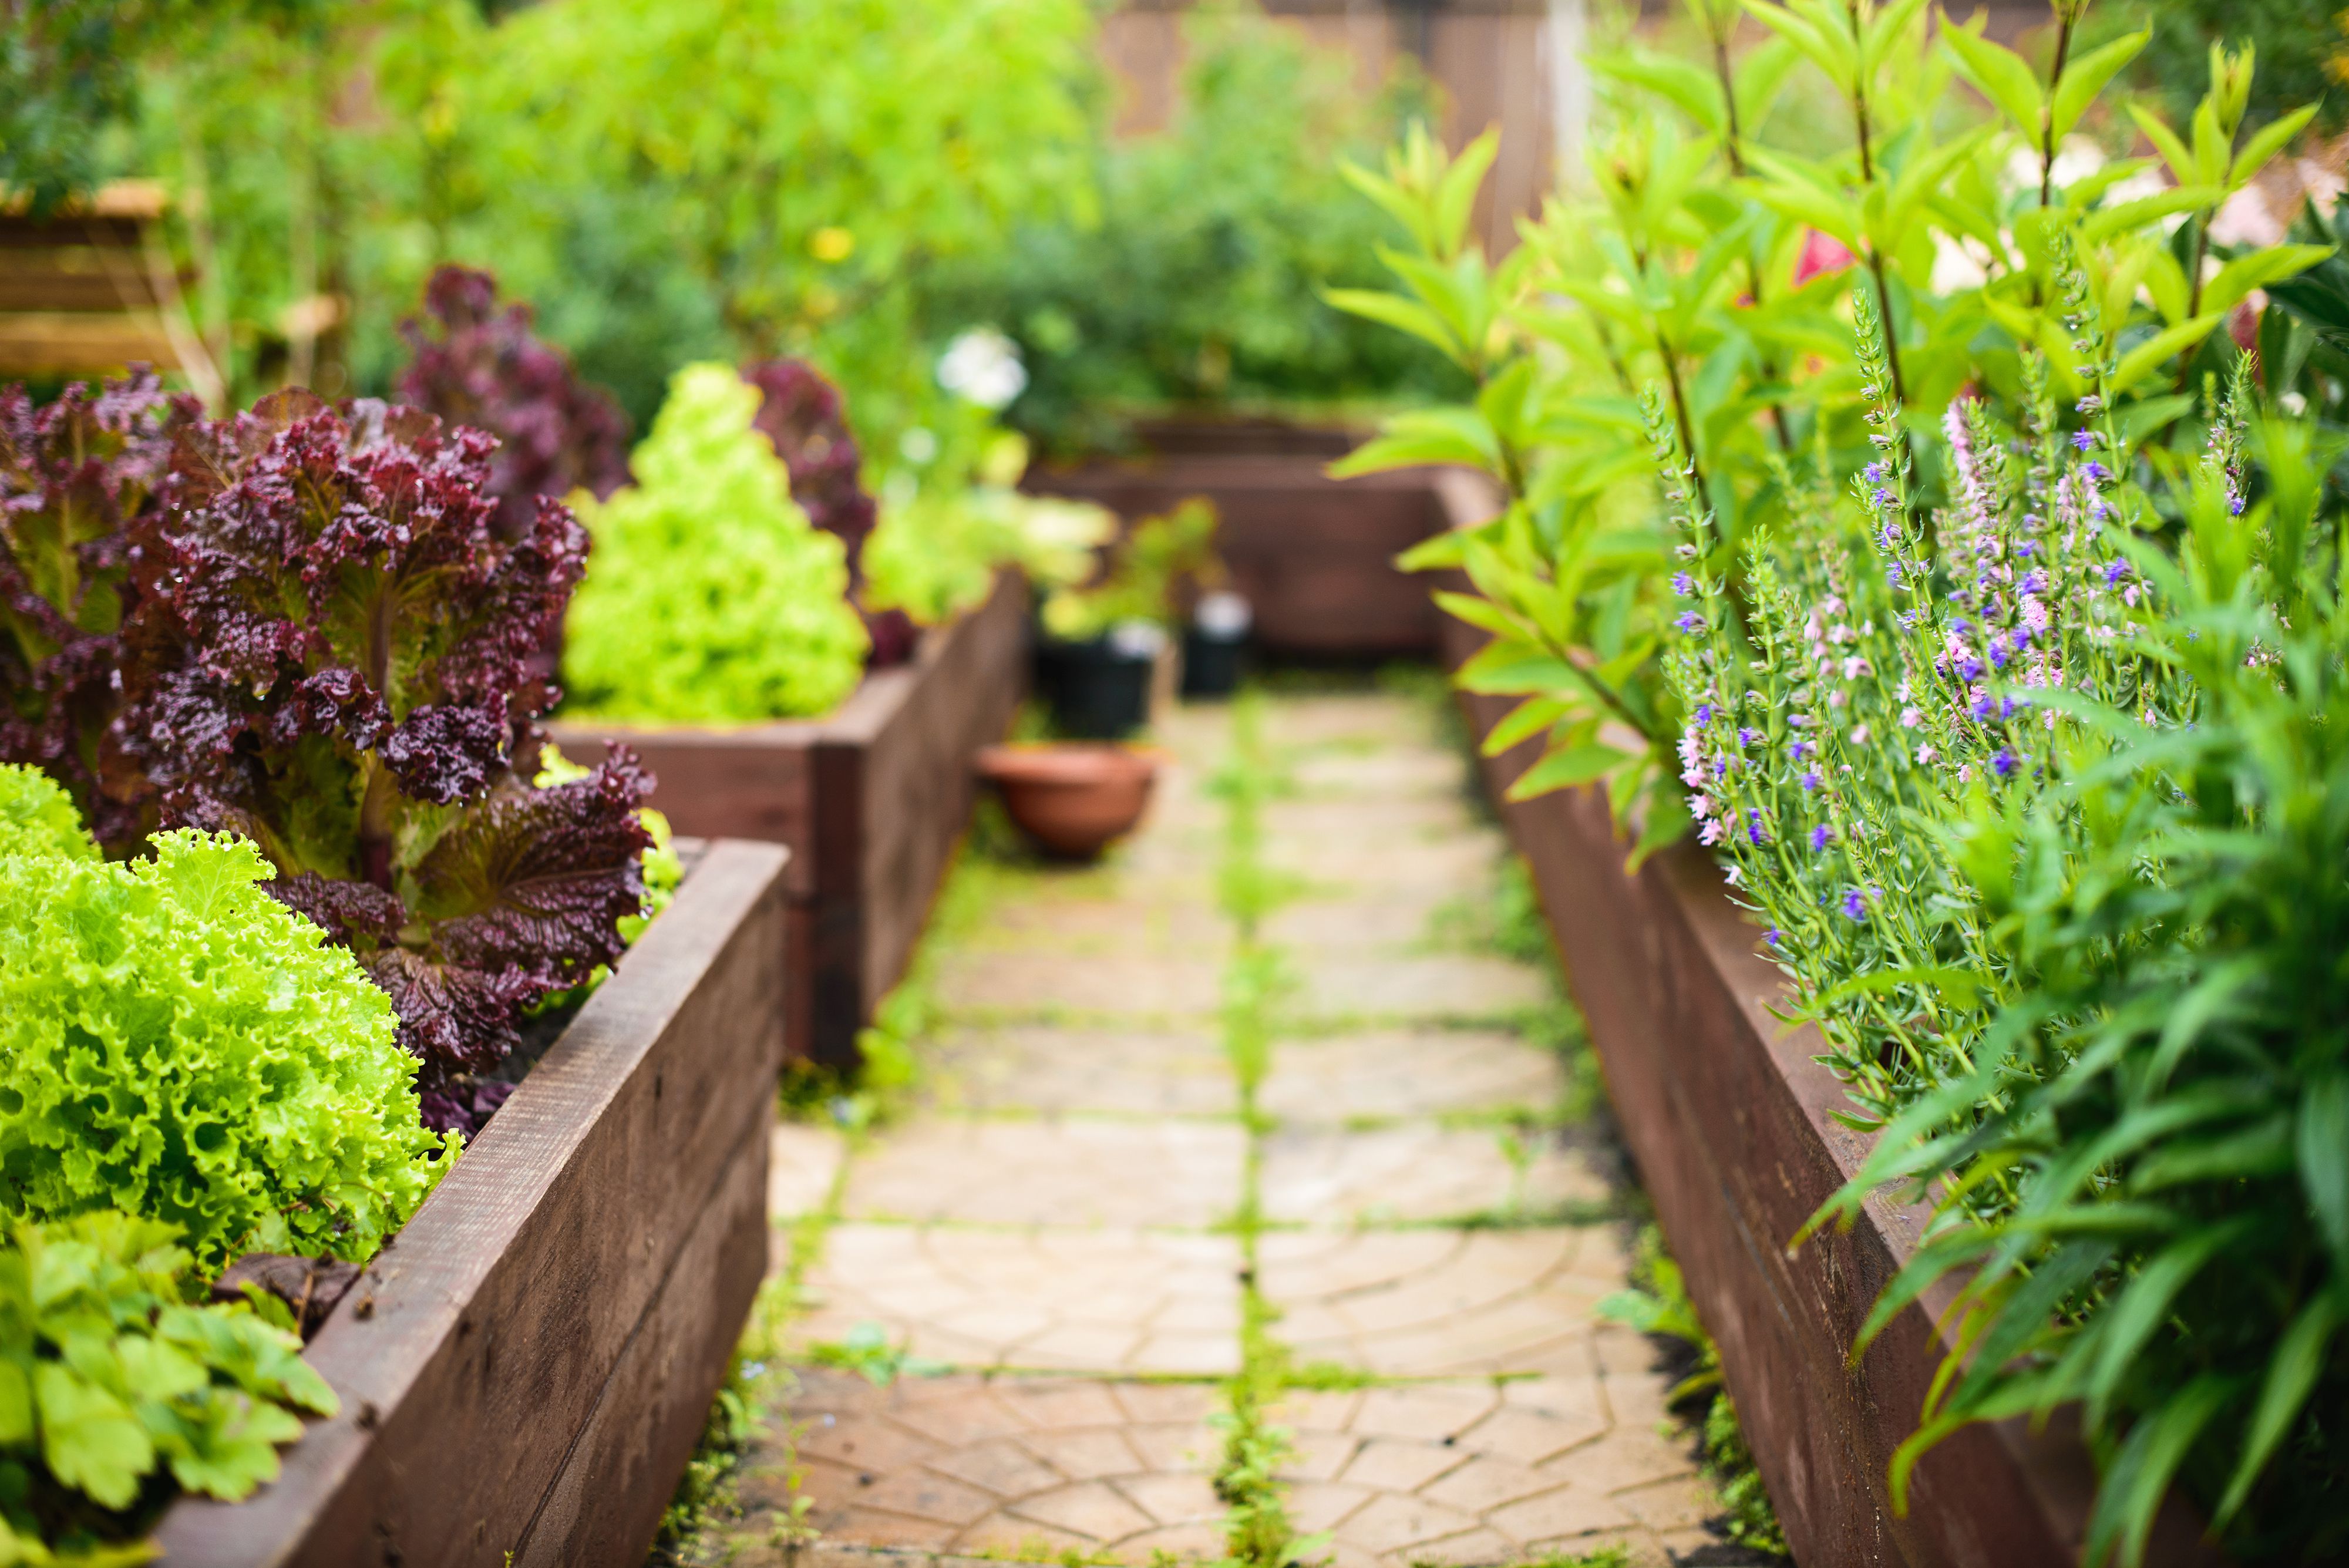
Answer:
[{"left": 1036, "top": 632, "right": 1156, "bottom": 739}]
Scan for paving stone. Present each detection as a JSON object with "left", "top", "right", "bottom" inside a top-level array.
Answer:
[
  {"left": 770, "top": 1122, "right": 847, "bottom": 1221},
  {"left": 929, "top": 1024, "right": 1236, "bottom": 1117},
  {"left": 1258, "top": 1030, "right": 1562, "bottom": 1122},
  {"left": 792, "top": 1225, "right": 1243, "bottom": 1375},
  {"left": 1260, "top": 1127, "right": 1608, "bottom": 1226},
  {"left": 842, "top": 1118, "right": 1244, "bottom": 1227},
  {"left": 1258, "top": 896, "right": 1455, "bottom": 950},
  {"left": 742, "top": 1373, "right": 1227, "bottom": 1564},
  {"left": 1333, "top": 1491, "right": 1486, "bottom": 1554},
  {"left": 686, "top": 692, "right": 1710, "bottom": 1568},
  {"left": 1283, "top": 951, "right": 1553, "bottom": 1025},
  {"left": 934, "top": 949, "right": 1224, "bottom": 1018},
  {"left": 1257, "top": 1229, "right": 1621, "bottom": 1377},
  {"left": 1290, "top": 747, "right": 1466, "bottom": 800}
]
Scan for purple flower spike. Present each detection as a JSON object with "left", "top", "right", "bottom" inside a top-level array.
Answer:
[
  {"left": 1675, "top": 611, "right": 1707, "bottom": 634},
  {"left": 1841, "top": 888, "right": 1867, "bottom": 919},
  {"left": 1695, "top": 702, "right": 1717, "bottom": 724},
  {"left": 2082, "top": 460, "right": 2112, "bottom": 483},
  {"left": 2104, "top": 560, "right": 2128, "bottom": 586},
  {"left": 2071, "top": 430, "right": 2096, "bottom": 452},
  {"left": 1801, "top": 769, "right": 1822, "bottom": 792},
  {"left": 1738, "top": 726, "right": 1759, "bottom": 747},
  {"left": 1991, "top": 746, "right": 2019, "bottom": 778},
  {"left": 1746, "top": 809, "right": 1769, "bottom": 846},
  {"left": 1864, "top": 462, "right": 1887, "bottom": 482},
  {"left": 1671, "top": 571, "right": 1696, "bottom": 597},
  {"left": 1765, "top": 927, "right": 1782, "bottom": 947},
  {"left": 1808, "top": 824, "right": 1832, "bottom": 851}
]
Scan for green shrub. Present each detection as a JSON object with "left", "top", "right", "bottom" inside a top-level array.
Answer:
[
  {"left": 564, "top": 365, "right": 869, "bottom": 724},
  {"left": 924, "top": 3, "right": 1466, "bottom": 455},
  {"left": 0, "top": 1207, "right": 337, "bottom": 1556},
  {"left": 0, "top": 767, "right": 446, "bottom": 1276}
]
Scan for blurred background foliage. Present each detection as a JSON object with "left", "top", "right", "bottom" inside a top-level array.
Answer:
[{"left": 5, "top": 0, "right": 2348, "bottom": 466}]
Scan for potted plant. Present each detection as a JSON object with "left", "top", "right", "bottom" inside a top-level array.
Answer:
[{"left": 1034, "top": 496, "right": 1220, "bottom": 738}]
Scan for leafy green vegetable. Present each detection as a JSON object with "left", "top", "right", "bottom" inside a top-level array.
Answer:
[
  {"left": 564, "top": 365, "right": 869, "bottom": 724},
  {"left": 0, "top": 1208, "right": 336, "bottom": 1559},
  {"left": 0, "top": 766, "right": 446, "bottom": 1276}
]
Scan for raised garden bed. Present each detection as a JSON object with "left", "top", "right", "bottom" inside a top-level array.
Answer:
[
  {"left": 1023, "top": 417, "right": 1443, "bottom": 659},
  {"left": 152, "top": 836, "right": 790, "bottom": 1568},
  {"left": 1426, "top": 473, "right": 2217, "bottom": 1568},
  {"left": 549, "top": 570, "right": 1027, "bottom": 1068}
]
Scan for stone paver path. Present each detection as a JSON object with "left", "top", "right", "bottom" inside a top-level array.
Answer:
[{"left": 686, "top": 692, "right": 1738, "bottom": 1568}]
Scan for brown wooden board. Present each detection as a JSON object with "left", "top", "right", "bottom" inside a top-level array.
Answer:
[
  {"left": 1024, "top": 452, "right": 1445, "bottom": 657},
  {"left": 1425, "top": 471, "right": 2221, "bottom": 1568},
  {"left": 153, "top": 837, "right": 790, "bottom": 1568},
  {"left": 549, "top": 570, "right": 1029, "bottom": 1067}
]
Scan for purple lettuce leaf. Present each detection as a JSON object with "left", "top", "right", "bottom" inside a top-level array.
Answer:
[
  {"left": 396, "top": 265, "right": 632, "bottom": 541},
  {"left": 741, "top": 356, "right": 910, "bottom": 664},
  {"left": 742, "top": 356, "right": 879, "bottom": 567},
  {"left": 0, "top": 371, "right": 197, "bottom": 850},
  {"left": 111, "top": 392, "right": 647, "bottom": 1098}
]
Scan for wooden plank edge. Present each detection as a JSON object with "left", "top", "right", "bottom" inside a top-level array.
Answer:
[{"left": 151, "top": 839, "right": 790, "bottom": 1566}]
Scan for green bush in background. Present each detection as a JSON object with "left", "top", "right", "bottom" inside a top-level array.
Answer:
[{"left": 924, "top": 3, "right": 1470, "bottom": 455}]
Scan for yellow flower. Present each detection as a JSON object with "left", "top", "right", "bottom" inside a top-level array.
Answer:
[{"left": 809, "top": 227, "right": 856, "bottom": 263}]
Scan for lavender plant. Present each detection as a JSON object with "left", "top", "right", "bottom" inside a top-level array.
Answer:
[{"left": 1664, "top": 245, "right": 2344, "bottom": 1559}]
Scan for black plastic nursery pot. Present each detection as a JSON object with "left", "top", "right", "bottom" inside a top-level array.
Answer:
[
  {"left": 1179, "top": 625, "right": 1247, "bottom": 698},
  {"left": 153, "top": 839, "right": 790, "bottom": 1568},
  {"left": 1035, "top": 632, "right": 1156, "bottom": 739}
]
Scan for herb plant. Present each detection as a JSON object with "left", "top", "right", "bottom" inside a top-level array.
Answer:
[
  {"left": 564, "top": 364, "right": 869, "bottom": 724},
  {"left": 1335, "top": 2, "right": 2326, "bottom": 862},
  {"left": 0, "top": 1209, "right": 340, "bottom": 1556},
  {"left": 395, "top": 264, "right": 634, "bottom": 541},
  {"left": 0, "top": 765, "right": 445, "bottom": 1275}
]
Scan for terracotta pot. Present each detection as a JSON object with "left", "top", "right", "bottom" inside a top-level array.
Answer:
[{"left": 978, "top": 743, "right": 1160, "bottom": 860}]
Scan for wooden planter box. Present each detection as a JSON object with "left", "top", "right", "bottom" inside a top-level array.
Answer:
[
  {"left": 155, "top": 838, "right": 791, "bottom": 1568},
  {"left": 1426, "top": 473, "right": 2217, "bottom": 1568},
  {"left": 549, "top": 571, "right": 1028, "bottom": 1069},
  {"left": 1024, "top": 418, "right": 1444, "bottom": 659}
]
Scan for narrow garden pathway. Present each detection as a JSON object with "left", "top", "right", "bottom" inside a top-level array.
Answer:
[{"left": 684, "top": 689, "right": 1736, "bottom": 1568}]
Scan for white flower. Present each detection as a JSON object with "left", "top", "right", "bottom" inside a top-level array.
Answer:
[
  {"left": 1900, "top": 705, "right": 1923, "bottom": 729},
  {"left": 1930, "top": 233, "right": 1990, "bottom": 292},
  {"left": 937, "top": 328, "right": 1028, "bottom": 409}
]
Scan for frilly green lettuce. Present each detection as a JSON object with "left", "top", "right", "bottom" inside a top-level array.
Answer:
[
  {"left": 0, "top": 771, "right": 448, "bottom": 1274},
  {"left": 564, "top": 364, "right": 869, "bottom": 722}
]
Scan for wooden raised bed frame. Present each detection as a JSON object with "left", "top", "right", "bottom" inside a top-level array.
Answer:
[
  {"left": 1024, "top": 418, "right": 1445, "bottom": 659},
  {"left": 154, "top": 839, "right": 790, "bottom": 1568},
  {"left": 549, "top": 571, "right": 1028, "bottom": 1069},
  {"left": 1426, "top": 472, "right": 2217, "bottom": 1568}
]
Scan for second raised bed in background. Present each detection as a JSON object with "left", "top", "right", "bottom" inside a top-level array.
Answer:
[{"left": 551, "top": 571, "right": 1028, "bottom": 1069}]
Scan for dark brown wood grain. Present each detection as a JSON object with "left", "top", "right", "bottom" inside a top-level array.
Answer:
[
  {"left": 549, "top": 571, "right": 1029, "bottom": 1066},
  {"left": 152, "top": 838, "right": 790, "bottom": 1568},
  {"left": 1024, "top": 452, "right": 1445, "bottom": 657},
  {"left": 1428, "top": 471, "right": 2222, "bottom": 1568}
]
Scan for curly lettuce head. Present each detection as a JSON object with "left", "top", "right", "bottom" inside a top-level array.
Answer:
[
  {"left": 564, "top": 363, "right": 869, "bottom": 723},
  {"left": 0, "top": 773, "right": 447, "bottom": 1274}
]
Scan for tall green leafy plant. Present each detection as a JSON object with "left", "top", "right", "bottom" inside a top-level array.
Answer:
[{"left": 1334, "top": 0, "right": 2326, "bottom": 861}]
